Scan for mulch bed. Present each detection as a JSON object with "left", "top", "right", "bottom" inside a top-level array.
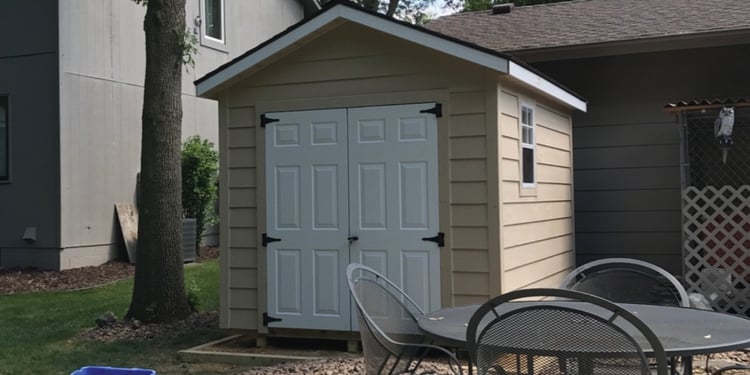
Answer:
[
  {"left": 0, "top": 261, "right": 134, "bottom": 295},
  {"left": 0, "top": 246, "right": 218, "bottom": 296}
]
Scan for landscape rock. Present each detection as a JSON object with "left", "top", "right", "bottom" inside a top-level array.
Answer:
[{"left": 95, "top": 312, "right": 118, "bottom": 327}]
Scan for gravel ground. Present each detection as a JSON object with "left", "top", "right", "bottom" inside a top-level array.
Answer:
[
  {"left": 232, "top": 352, "right": 750, "bottom": 375},
  {"left": 234, "top": 351, "right": 750, "bottom": 375}
]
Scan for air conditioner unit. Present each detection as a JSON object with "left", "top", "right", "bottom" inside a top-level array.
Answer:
[{"left": 182, "top": 218, "right": 197, "bottom": 262}]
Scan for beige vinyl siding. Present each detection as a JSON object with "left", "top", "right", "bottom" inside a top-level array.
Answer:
[
  {"left": 448, "top": 87, "right": 499, "bottom": 304},
  {"left": 218, "top": 22, "right": 496, "bottom": 329},
  {"left": 221, "top": 106, "right": 260, "bottom": 329},
  {"left": 498, "top": 86, "right": 575, "bottom": 292}
]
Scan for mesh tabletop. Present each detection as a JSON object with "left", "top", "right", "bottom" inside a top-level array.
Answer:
[{"left": 419, "top": 302, "right": 750, "bottom": 357}]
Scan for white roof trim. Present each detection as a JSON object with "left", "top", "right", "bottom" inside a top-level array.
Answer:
[
  {"left": 508, "top": 61, "right": 587, "bottom": 112},
  {"left": 196, "top": 3, "right": 586, "bottom": 111}
]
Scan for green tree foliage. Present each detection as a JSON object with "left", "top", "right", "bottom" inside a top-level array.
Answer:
[
  {"left": 181, "top": 135, "right": 219, "bottom": 245},
  {"left": 462, "top": 0, "right": 571, "bottom": 12},
  {"left": 322, "top": 0, "right": 437, "bottom": 24}
]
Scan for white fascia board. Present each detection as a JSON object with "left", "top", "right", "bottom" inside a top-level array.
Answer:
[
  {"left": 197, "top": 4, "right": 511, "bottom": 96},
  {"left": 508, "top": 61, "right": 587, "bottom": 112}
]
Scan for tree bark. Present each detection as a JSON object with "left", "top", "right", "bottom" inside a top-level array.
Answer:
[
  {"left": 385, "top": 0, "right": 399, "bottom": 17},
  {"left": 126, "top": 0, "right": 191, "bottom": 323},
  {"left": 361, "top": 0, "right": 380, "bottom": 11}
]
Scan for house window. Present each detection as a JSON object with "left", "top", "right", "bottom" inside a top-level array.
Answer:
[
  {"left": 521, "top": 104, "right": 535, "bottom": 186},
  {"left": 203, "top": 0, "right": 224, "bottom": 43},
  {"left": 0, "top": 96, "right": 8, "bottom": 181}
]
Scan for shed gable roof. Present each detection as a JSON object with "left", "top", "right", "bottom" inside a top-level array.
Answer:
[
  {"left": 427, "top": 0, "right": 750, "bottom": 53},
  {"left": 195, "top": 0, "right": 586, "bottom": 111}
]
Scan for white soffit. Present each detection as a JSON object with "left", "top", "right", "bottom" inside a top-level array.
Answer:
[
  {"left": 508, "top": 61, "right": 587, "bottom": 112},
  {"left": 196, "top": 3, "right": 585, "bottom": 111}
]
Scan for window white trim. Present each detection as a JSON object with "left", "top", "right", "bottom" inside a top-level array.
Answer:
[
  {"left": 520, "top": 102, "right": 536, "bottom": 188},
  {"left": 200, "top": 0, "right": 226, "bottom": 48}
]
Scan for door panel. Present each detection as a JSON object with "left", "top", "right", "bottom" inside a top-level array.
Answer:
[
  {"left": 276, "top": 250, "right": 302, "bottom": 314},
  {"left": 266, "top": 109, "right": 350, "bottom": 330},
  {"left": 348, "top": 104, "right": 441, "bottom": 314},
  {"left": 359, "top": 163, "right": 387, "bottom": 229}
]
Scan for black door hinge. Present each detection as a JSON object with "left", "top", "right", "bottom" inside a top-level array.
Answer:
[
  {"left": 262, "top": 233, "right": 282, "bottom": 247},
  {"left": 263, "top": 312, "right": 282, "bottom": 326},
  {"left": 260, "top": 114, "right": 280, "bottom": 128},
  {"left": 419, "top": 103, "right": 442, "bottom": 118},
  {"left": 421, "top": 232, "right": 445, "bottom": 247}
]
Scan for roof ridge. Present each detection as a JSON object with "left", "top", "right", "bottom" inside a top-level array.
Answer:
[{"left": 511, "top": 0, "right": 591, "bottom": 10}]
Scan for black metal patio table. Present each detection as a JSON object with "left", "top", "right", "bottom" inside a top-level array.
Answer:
[{"left": 418, "top": 302, "right": 750, "bottom": 375}]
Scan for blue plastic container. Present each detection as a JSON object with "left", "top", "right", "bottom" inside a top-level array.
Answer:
[{"left": 70, "top": 366, "right": 156, "bottom": 375}]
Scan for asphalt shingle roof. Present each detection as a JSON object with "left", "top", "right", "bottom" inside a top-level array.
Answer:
[{"left": 426, "top": 0, "right": 750, "bottom": 53}]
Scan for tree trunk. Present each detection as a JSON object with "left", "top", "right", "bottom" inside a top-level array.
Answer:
[
  {"left": 361, "top": 0, "right": 380, "bottom": 11},
  {"left": 127, "top": 0, "right": 191, "bottom": 323},
  {"left": 385, "top": 0, "right": 399, "bottom": 17}
]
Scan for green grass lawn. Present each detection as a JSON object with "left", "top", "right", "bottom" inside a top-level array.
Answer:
[{"left": 0, "top": 260, "right": 226, "bottom": 375}]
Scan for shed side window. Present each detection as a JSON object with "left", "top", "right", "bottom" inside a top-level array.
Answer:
[
  {"left": 521, "top": 105, "right": 535, "bottom": 186},
  {"left": 0, "top": 96, "right": 8, "bottom": 181},
  {"left": 203, "top": 0, "right": 224, "bottom": 42}
]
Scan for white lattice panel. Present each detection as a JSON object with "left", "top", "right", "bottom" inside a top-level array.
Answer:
[{"left": 683, "top": 185, "right": 750, "bottom": 315}]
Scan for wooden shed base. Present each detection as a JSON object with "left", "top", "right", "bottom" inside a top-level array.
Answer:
[{"left": 178, "top": 332, "right": 362, "bottom": 366}]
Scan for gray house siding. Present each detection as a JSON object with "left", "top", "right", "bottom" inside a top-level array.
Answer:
[
  {"left": 1, "top": 0, "right": 304, "bottom": 270},
  {"left": 0, "top": 0, "right": 61, "bottom": 269},
  {"left": 55, "top": 0, "right": 304, "bottom": 269},
  {"left": 532, "top": 44, "right": 750, "bottom": 274}
]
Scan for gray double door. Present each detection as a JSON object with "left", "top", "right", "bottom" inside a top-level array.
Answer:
[{"left": 264, "top": 103, "right": 441, "bottom": 331}]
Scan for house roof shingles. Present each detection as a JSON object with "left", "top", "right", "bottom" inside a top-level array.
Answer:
[{"left": 426, "top": 0, "right": 750, "bottom": 53}]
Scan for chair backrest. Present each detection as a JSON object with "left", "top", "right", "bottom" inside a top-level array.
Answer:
[
  {"left": 467, "top": 288, "right": 668, "bottom": 375},
  {"left": 346, "top": 263, "right": 428, "bottom": 374},
  {"left": 560, "top": 258, "right": 690, "bottom": 307}
]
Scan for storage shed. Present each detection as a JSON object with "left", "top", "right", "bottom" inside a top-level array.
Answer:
[{"left": 196, "top": 0, "right": 587, "bottom": 336}]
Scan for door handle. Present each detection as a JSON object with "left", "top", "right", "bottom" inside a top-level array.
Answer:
[
  {"left": 421, "top": 232, "right": 445, "bottom": 247},
  {"left": 348, "top": 236, "right": 359, "bottom": 244}
]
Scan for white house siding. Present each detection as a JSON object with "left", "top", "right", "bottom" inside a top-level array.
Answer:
[
  {"left": 532, "top": 44, "right": 750, "bottom": 274},
  {"left": 217, "top": 22, "right": 498, "bottom": 329},
  {"left": 497, "top": 81, "right": 575, "bottom": 292},
  {"left": 0, "top": 0, "right": 61, "bottom": 269},
  {"left": 56, "top": 0, "right": 303, "bottom": 269}
]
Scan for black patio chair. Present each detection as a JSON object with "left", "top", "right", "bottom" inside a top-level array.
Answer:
[
  {"left": 559, "top": 258, "right": 690, "bottom": 308},
  {"left": 712, "top": 363, "right": 750, "bottom": 375},
  {"left": 560, "top": 258, "right": 691, "bottom": 374},
  {"left": 346, "top": 263, "right": 463, "bottom": 375},
  {"left": 467, "top": 288, "right": 668, "bottom": 375},
  {"left": 706, "top": 348, "right": 750, "bottom": 375}
]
